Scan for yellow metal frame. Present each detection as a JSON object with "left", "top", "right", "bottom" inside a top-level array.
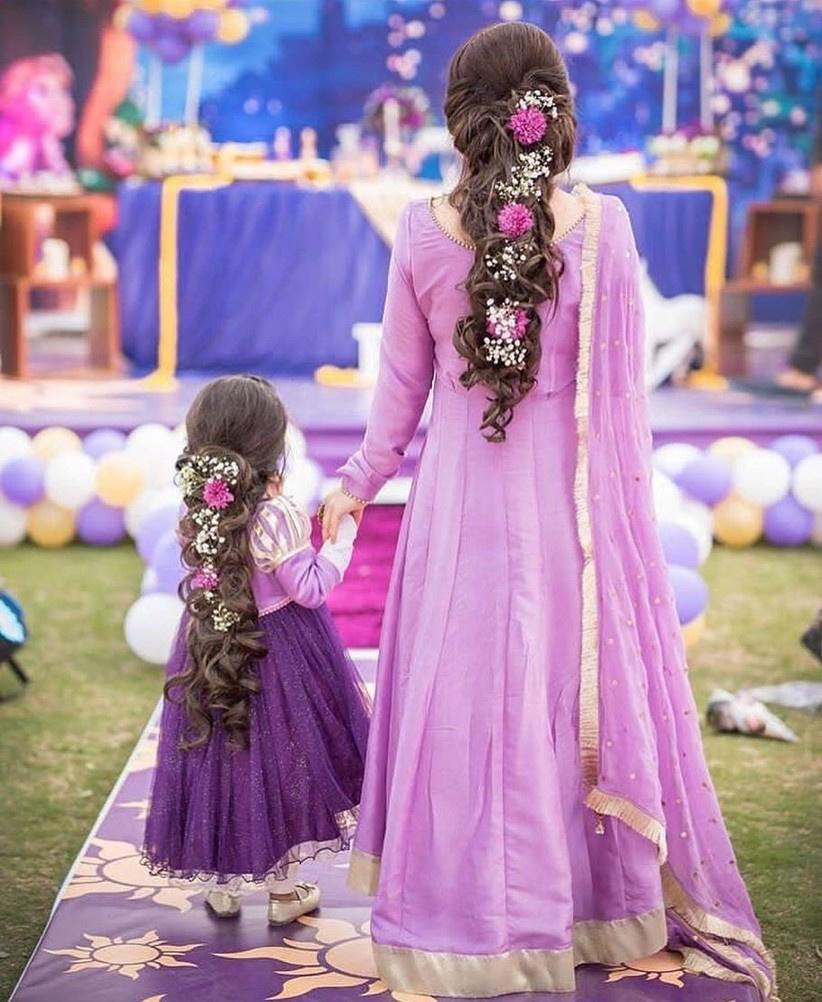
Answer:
[{"left": 629, "top": 173, "right": 729, "bottom": 380}]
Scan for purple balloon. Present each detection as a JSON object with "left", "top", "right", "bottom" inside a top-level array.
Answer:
[
  {"left": 676, "top": 454, "right": 732, "bottom": 506},
  {"left": 668, "top": 565, "right": 709, "bottom": 626},
  {"left": 763, "top": 495, "right": 814, "bottom": 547},
  {"left": 649, "top": 0, "right": 681, "bottom": 19},
  {"left": 76, "top": 499, "right": 126, "bottom": 546},
  {"left": 151, "top": 530, "right": 185, "bottom": 594},
  {"left": 153, "top": 33, "right": 191, "bottom": 64},
  {"left": 136, "top": 504, "right": 179, "bottom": 563},
  {"left": 84, "top": 428, "right": 127, "bottom": 460},
  {"left": 127, "top": 9, "right": 156, "bottom": 43},
  {"left": 0, "top": 455, "right": 45, "bottom": 506},
  {"left": 658, "top": 521, "right": 700, "bottom": 569},
  {"left": 769, "top": 435, "right": 818, "bottom": 469},
  {"left": 182, "top": 9, "right": 219, "bottom": 41}
]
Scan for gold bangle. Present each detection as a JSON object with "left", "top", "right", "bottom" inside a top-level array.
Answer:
[{"left": 341, "top": 485, "right": 369, "bottom": 507}]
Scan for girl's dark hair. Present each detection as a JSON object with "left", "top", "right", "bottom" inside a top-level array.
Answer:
[
  {"left": 444, "top": 22, "right": 576, "bottom": 441},
  {"left": 164, "top": 375, "right": 288, "bottom": 751}
]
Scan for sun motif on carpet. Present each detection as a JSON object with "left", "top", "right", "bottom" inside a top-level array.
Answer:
[
  {"left": 129, "top": 725, "right": 160, "bottom": 773},
  {"left": 605, "top": 950, "right": 690, "bottom": 988},
  {"left": 64, "top": 836, "right": 202, "bottom": 912},
  {"left": 216, "top": 912, "right": 434, "bottom": 1001},
  {"left": 45, "top": 930, "right": 201, "bottom": 981}
]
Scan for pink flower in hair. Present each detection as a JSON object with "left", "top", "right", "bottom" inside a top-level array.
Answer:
[
  {"left": 512, "top": 308, "right": 529, "bottom": 339},
  {"left": 193, "top": 567, "right": 220, "bottom": 591},
  {"left": 203, "top": 477, "right": 234, "bottom": 509},
  {"left": 508, "top": 106, "right": 547, "bottom": 146},
  {"left": 498, "top": 202, "right": 534, "bottom": 239}
]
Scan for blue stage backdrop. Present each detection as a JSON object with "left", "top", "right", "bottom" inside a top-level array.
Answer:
[{"left": 144, "top": 0, "right": 820, "bottom": 243}]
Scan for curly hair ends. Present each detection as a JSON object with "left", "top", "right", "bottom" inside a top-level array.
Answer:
[
  {"left": 164, "top": 375, "right": 288, "bottom": 751},
  {"left": 444, "top": 22, "right": 577, "bottom": 442}
]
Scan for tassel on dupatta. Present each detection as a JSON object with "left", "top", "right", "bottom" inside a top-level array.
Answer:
[{"left": 572, "top": 185, "right": 778, "bottom": 1001}]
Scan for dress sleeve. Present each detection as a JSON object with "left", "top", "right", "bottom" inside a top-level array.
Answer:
[
  {"left": 337, "top": 202, "right": 435, "bottom": 502},
  {"left": 250, "top": 498, "right": 357, "bottom": 609}
]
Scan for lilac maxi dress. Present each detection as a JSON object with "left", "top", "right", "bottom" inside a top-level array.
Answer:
[{"left": 339, "top": 188, "right": 776, "bottom": 1000}]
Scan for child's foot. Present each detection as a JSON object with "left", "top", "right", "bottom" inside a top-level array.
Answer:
[
  {"left": 267, "top": 882, "right": 321, "bottom": 926},
  {"left": 205, "top": 888, "right": 242, "bottom": 918}
]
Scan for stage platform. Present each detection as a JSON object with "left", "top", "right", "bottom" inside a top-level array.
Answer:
[
  {"left": 11, "top": 650, "right": 758, "bottom": 1002},
  {"left": 1, "top": 375, "right": 819, "bottom": 476}
]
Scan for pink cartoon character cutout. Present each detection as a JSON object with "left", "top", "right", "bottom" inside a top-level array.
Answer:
[{"left": 0, "top": 54, "right": 75, "bottom": 183}]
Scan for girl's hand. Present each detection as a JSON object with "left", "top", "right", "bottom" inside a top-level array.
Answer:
[{"left": 321, "top": 489, "right": 365, "bottom": 542}]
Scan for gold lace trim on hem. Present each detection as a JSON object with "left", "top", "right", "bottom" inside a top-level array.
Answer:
[
  {"left": 427, "top": 195, "right": 587, "bottom": 250},
  {"left": 371, "top": 907, "right": 666, "bottom": 999},
  {"left": 347, "top": 846, "right": 381, "bottom": 896}
]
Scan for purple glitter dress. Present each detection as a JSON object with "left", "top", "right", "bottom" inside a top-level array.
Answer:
[{"left": 143, "top": 497, "right": 370, "bottom": 890}]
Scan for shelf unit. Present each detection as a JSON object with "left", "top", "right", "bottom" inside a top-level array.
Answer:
[{"left": 0, "top": 193, "right": 120, "bottom": 378}]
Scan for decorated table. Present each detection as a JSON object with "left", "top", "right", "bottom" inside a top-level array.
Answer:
[{"left": 113, "top": 177, "right": 723, "bottom": 377}]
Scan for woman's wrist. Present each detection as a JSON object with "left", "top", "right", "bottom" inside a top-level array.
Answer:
[{"left": 341, "top": 484, "right": 369, "bottom": 508}]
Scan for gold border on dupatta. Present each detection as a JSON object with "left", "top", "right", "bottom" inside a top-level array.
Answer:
[
  {"left": 570, "top": 186, "right": 778, "bottom": 1001},
  {"left": 571, "top": 183, "right": 602, "bottom": 792},
  {"left": 348, "top": 846, "right": 381, "bottom": 896}
]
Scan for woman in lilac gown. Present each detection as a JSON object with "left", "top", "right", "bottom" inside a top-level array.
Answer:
[{"left": 323, "top": 22, "right": 776, "bottom": 1001}]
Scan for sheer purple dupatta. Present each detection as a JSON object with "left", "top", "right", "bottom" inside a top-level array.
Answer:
[{"left": 575, "top": 187, "right": 777, "bottom": 1001}]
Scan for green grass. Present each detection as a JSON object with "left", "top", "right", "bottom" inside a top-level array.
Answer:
[{"left": 0, "top": 542, "right": 819, "bottom": 1000}]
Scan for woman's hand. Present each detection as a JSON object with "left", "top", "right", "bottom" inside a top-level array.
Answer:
[{"left": 321, "top": 489, "right": 365, "bottom": 542}]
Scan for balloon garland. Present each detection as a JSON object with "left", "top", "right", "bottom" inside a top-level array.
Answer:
[{"left": 113, "top": 0, "right": 256, "bottom": 125}]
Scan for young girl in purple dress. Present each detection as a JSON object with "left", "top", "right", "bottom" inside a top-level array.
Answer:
[{"left": 143, "top": 374, "right": 370, "bottom": 925}]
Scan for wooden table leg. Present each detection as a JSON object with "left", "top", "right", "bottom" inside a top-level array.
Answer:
[
  {"left": 0, "top": 281, "right": 27, "bottom": 378},
  {"left": 88, "top": 282, "right": 120, "bottom": 371},
  {"left": 717, "top": 288, "right": 749, "bottom": 377}
]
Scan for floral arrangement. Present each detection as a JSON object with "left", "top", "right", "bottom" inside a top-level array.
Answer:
[
  {"left": 177, "top": 452, "right": 239, "bottom": 632},
  {"left": 647, "top": 130, "right": 726, "bottom": 177},
  {"left": 363, "top": 84, "right": 431, "bottom": 134},
  {"left": 482, "top": 88, "right": 560, "bottom": 371}
]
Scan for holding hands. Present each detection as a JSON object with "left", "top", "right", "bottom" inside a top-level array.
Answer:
[{"left": 320, "top": 487, "right": 366, "bottom": 542}]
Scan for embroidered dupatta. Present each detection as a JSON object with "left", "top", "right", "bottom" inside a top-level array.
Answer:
[{"left": 576, "top": 187, "right": 777, "bottom": 1001}]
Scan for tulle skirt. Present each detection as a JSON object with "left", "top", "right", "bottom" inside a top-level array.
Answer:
[{"left": 143, "top": 601, "right": 371, "bottom": 889}]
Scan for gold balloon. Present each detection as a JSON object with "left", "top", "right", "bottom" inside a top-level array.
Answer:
[
  {"left": 708, "top": 436, "right": 757, "bottom": 468},
  {"left": 198, "top": 0, "right": 228, "bottom": 8},
  {"left": 27, "top": 501, "right": 75, "bottom": 548},
  {"left": 633, "top": 10, "right": 661, "bottom": 32},
  {"left": 710, "top": 12, "right": 731, "bottom": 35},
  {"left": 162, "top": 0, "right": 196, "bottom": 18},
  {"left": 687, "top": 0, "right": 722, "bottom": 16},
  {"left": 217, "top": 8, "right": 250, "bottom": 44},
  {"left": 712, "top": 493, "right": 763, "bottom": 548},
  {"left": 682, "top": 614, "right": 706, "bottom": 650},
  {"left": 31, "top": 427, "right": 82, "bottom": 462},
  {"left": 137, "top": 0, "right": 163, "bottom": 13},
  {"left": 95, "top": 452, "right": 147, "bottom": 507}
]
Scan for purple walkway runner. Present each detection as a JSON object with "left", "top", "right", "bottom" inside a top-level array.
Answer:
[{"left": 12, "top": 656, "right": 757, "bottom": 1002}]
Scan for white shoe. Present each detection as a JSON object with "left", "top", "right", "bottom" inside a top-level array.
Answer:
[
  {"left": 205, "top": 888, "right": 242, "bottom": 917},
  {"left": 267, "top": 882, "right": 321, "bottom": 926}
]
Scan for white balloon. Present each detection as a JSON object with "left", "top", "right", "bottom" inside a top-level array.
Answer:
[
  {"left": 733, "top": 449, "right": 791, "bottom": 507},
  {"left": 653, "top": 443, "right": 701, "bottom": 480},
  {"left": 284, "top": 457, "right": 322, "bottom": 509},
  {"left": 811, "top": 510, "right": 822, "bottom": 547},
  {"left": 44, "top": 452, "right": 97, "bottom": 510},
  {"left": 0, "top": 427, "right": 32, "bottom": 466},
  {"left": 141, "top": 567, "right": 159, "bottom": 594},
  {"left": 125, "top": 486, "right": 182, "bottom": 538},
  {"left": 652, "top": 470, "right": 683, "bottom": 521},
  {"left": 124, "top": 593, "right": 183, "bottom": 665},
  {"left": 673, "top": 510, "right": 713, "bottom": 564},
  {"left": 126, "top": 423, "right": 175, "bottom": 490},
  {"left": 0, "top": 498, "right": 27, "bottom": 546},
  {"left": 793, "top": 454, "right": 822, "bottom": 513}
]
